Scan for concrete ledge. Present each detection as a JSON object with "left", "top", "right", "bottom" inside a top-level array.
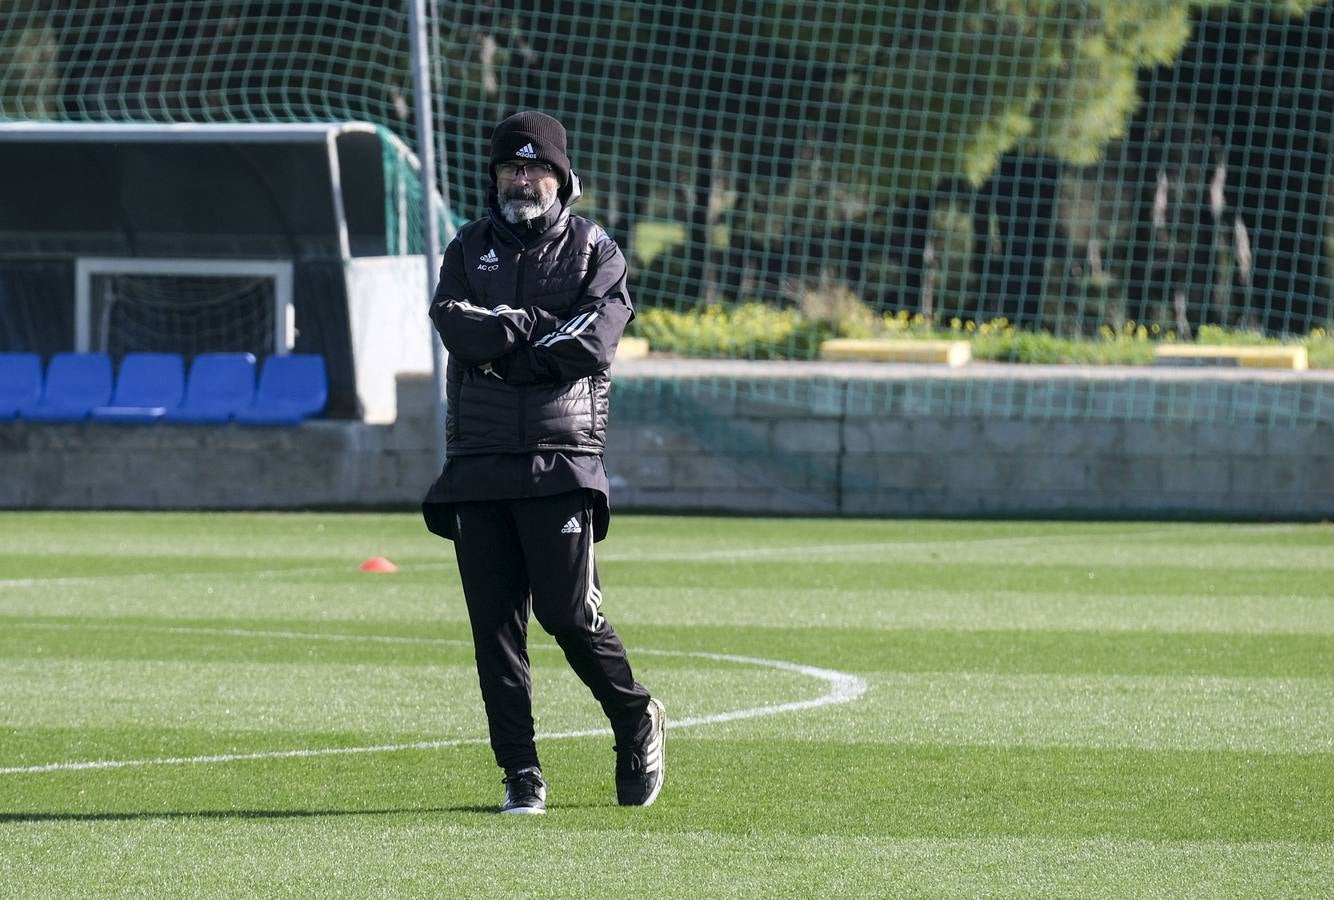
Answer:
[
  {"left": 4, "top": 362, "right": 1333, "bottom": 517},
  {"left": 0, "top": 416, "right": 441, "bottom": 510},
  {"left": 820, "top": 338, "right": 972, "bottom": 366},
  {"left": 608, "top": 359, "right": 1334, "bottom": 518},
  {"left": 612, "top": 357, "right": 1334, "bottom": 383},
  {"left": 1154, "top": 344, "right": 1309, "bottom": 369}
]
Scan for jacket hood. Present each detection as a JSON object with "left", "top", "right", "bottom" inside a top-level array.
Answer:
[{"left": 562, "top": 170, "right": 583, "bottom": 207}]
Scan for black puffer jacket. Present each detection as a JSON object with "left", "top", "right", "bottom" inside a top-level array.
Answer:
[{"left": 429, "top": 173, "right": 633, "bottom": 456}]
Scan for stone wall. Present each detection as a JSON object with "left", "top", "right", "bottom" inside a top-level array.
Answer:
[
  {"left": 606, "top": 360, "right": 1334, "bottom": 518},
  {"left": 0, "top": 376, "right": 441, "bottom": 510},
  {"left": 2, "top": 360, "right": 1331, "bottom": 518}
]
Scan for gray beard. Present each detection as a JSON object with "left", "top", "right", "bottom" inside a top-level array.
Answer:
[{"left": 500, "top": 184, "right": 558, "bottom": 224}]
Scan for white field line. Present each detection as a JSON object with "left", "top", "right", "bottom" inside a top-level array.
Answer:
[
  {"left": 0, "top": 526, "right": 1276, "bottom": 588},
  {"left": 0, "top": 623, "right": 868, "bottom": 776},
  {"left": 12, "top": 621, "right": 473, "bottom": 648},
  {"left": 0, "top": 566, "right": 367, "bottom": 589},
  {"left": 0, "top": 550, "right": 880, "bottom": 589}
]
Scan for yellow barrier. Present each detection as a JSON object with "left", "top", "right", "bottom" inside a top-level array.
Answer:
[
  {"left": 819, "top": 338, "right": 972, "bottom": 366},
  {"left": 1153, "top": 345, "right": 1308, "bottom": 370},
  {"left": 616, "top": 336, "right": 651, "bottom": 359}
]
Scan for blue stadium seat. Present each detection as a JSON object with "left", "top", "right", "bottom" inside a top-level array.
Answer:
[
  {"left": 234, "top": 354, "right": 328, "bottom": 426},
  {"left": 90, "top": 353, "right": 186, "bottom": 424},
  {"left": 19, "top": 352, "right": 113, "bottom": 422},
  {"left": 0, "top": 352, "right": 43, "bottom": 420},
  {"left": 163, "top": 352, "right": 256, "bottom": 424}
]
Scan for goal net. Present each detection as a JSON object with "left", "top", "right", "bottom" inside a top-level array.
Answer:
[{"left": 75, "top": 258, "right": 294, "bottom": 360}]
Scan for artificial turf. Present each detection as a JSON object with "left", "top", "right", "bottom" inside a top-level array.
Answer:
[{"left": 0, "top": 512, "right": 1330, "bottom": 897}]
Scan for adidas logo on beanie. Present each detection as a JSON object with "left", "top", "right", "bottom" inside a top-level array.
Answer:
[{"left": 490, "top": 110, "right": 571, "bottom": 187}]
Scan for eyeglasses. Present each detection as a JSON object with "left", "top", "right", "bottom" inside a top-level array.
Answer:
[{"left": 496, "top": 162, "right": 554, "bottom": 180}]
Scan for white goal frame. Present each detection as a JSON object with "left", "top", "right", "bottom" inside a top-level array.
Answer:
[{"left": 74, "top": 257, "right": 295, "bottom": 355}]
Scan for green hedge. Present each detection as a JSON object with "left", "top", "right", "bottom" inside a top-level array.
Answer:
[{"left": 628, "top": 304, "right": 1334, "bottom": 367}]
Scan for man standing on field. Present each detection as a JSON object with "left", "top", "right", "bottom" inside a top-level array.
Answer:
[{"left": 421, "top": 110, "right": 664, "bottom": 815}]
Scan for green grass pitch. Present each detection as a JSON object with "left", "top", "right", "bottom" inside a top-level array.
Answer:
[{"left": 1, "top": 512, "right": 1331, "bottom": 897}]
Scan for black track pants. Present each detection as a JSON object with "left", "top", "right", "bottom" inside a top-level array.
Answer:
[{"left": 452, "top": 489, "right": 651, "bottom": 772}]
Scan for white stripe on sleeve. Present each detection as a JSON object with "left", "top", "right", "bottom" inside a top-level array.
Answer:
[{"left": 535, "top": 311, "right": 599, "bottom": 348}]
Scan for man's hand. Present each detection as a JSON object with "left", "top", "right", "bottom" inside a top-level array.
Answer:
[{"left": 431, "top": 299, "right": 540, "bottom": 365}]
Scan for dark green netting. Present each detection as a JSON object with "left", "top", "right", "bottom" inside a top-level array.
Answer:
[{"left": 1, "top": 1, "right": 1331, "bottom": 380}]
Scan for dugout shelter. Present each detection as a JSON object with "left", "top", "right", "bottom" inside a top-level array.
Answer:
[{"left": 0, "top": 121, "right": 443, "bottom": 423}]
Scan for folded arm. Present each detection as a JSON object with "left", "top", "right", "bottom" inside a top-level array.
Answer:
[
  {"left": 491, "top": 237, "right": 634, "bottom": 385},
  {"left": 427, "top": 237, "right": 560, "bottom": 365}
]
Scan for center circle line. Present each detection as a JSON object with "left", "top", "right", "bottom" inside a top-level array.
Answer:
[{"left": 0, "top": 622, "right": 868, "bottom": 776}]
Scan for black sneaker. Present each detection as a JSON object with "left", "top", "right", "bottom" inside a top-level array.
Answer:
[
  {"left": 500, "top": 767, "right": 546, "bottom": 815},
  {"left": 616, "top": 697, "right": 665, "bottom": 806}
]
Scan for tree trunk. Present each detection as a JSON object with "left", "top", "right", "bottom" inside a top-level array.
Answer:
[
  {"left": 981, "top": 155, "right": 1065, "bottom": 326},
  {"left": 686, "top": 131, "right": 719, "bottom": 305}
]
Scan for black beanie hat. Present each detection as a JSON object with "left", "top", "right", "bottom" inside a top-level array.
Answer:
[{"left": 490, "top": 110, "right": 571, "bottom": 187}]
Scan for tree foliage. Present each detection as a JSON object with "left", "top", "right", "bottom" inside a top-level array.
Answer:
[
  {"left": 733, "top": 0, "right": 1327, "bottom": 202},
  {"left": 0, "top": 0, "right": 1329, "bottom": 333}
]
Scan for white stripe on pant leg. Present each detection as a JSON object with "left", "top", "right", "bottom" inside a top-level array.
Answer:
[{"left": 585, "top": 540, "right": 605, "bottom": 631}]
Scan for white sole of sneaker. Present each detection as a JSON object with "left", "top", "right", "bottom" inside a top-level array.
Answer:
[{"left": 500, "top": 806, "right": 545, "bottom": 815}]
